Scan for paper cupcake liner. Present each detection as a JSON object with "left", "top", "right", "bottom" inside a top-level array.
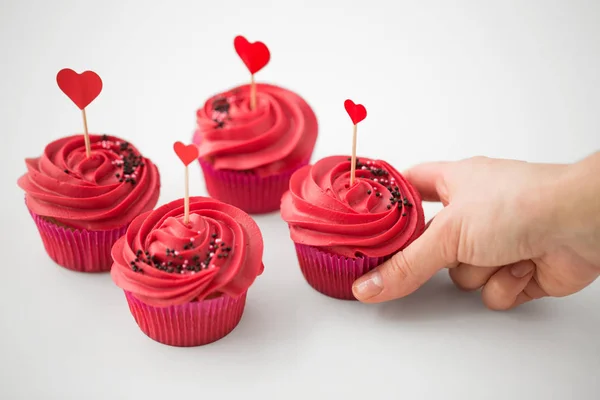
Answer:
[
  {"left": 124, "top": 291, "right": 247, "bottom": 347},
  {"left": 199, "top": 159, "right": 309, "bottom": 214},
  {"left": 29, "top": 209, "right": 128, "bottom": 273},
  {"left": 294, "top": 243, "right": 390, "bottom": 300}
]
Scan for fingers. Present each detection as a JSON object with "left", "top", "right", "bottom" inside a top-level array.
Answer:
[
  {"left": 520, "top": 277, "right": 547, "bottom": 304},
  {"left": 449, "top": 263, "right": 501, "bottom": 291},
  {"left": 449, "top": 261, "right": 548, "bottom": 310},
  {"left": 403, "top": 162, "right": 450, "bottom": 202},
  {"left": 481, "top": 261, "right": 537, "bottom": 310},
  {"left": 352, "top": 208, "right": 459, "bottom": 303}
]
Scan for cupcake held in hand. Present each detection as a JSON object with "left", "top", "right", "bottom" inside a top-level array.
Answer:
[
  {"left": 110, "top": 197, "right": 264, "bottom": 347},
  {"left": 18, "top": 69, "right": 161, "bottom": 272},
  {"left": 193, "top": 36, "right": 318, "bottom": 214},
  {"left": 281, "top": 100, "right": 424, "bottom": 299},
  {"left": 281, "top": 156, "right": 425, "bottom": 300}
]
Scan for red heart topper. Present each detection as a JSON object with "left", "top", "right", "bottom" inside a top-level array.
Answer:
[
  {"left": 173, "top": 142, "right": 199, "bottom": 166},
  {"left": 56, "top": 68, "right": 103, "bottom": 110},
  {"left": 234, "top": 35, "right": 270, "bottom": 74},
  {"left": 344, "top": 99, "right": 367, "bottom": 125}
]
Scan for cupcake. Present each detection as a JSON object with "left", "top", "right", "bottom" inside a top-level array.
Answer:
[
  {"left": 110, "top": 196, "right": 264, "bottom": 347},
  {"left": 193, "top": 83, "right": 318, "bottom": 214},
  {"left": 281, "top": 156, "right": 425, "bottom": 300},
  {"left": 18, "top": 134, "right": 161, "bottom": 272}
]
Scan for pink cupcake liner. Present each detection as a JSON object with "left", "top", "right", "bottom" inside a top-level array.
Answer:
[
  {"left": 294, "top": 243, "right": 390, "bottom": 300},
  {"left": 124, "top": 291, "right": 247, "bottom": 347},
  {"left": 29, "top": 209, "right": 127, "bottom": 273},
  {"left": 199, "top": 159, "right": 308, "bottom": 214}
]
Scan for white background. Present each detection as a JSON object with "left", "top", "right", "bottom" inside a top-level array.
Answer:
[{"left": 2, "top": 0, "right": 600, "bottom": 399}]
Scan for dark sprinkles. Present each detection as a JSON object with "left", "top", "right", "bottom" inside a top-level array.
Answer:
[
  {"left": 211, "top": 97, "right": 232, "bottom": 128},
  {"left": 212, "top": 97, "right": 231, "bottom": 113},
  {"left": 350, "top": 160, "right": 408, "bottom": 209},
  {"left": 130, "top": 237, "right": 233, "bottom": 275},
  {"left": 106, "top": 139, "right": 145, "bottom": 186}
]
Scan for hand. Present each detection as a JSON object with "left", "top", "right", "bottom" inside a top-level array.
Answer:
[{"left": 352, "top": 154, "right": 600, "bottom": 310}]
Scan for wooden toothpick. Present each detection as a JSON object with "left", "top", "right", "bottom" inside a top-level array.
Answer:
[
  {"left": 82, "top": 108, "right": 91, "bottom": 157},
  {"left": 184, "top": 165, "right": 190, "bottom": 225},
  {"left": 233, "top": 35, "right": 270, "bottom": 111},
  {"left": 173, "top": 141, "right": 198, "bottom": 226},
  {"left": 250, "top": 73, "right": 257, "bottom": 110},
  {"left": 343, "top": 99, "right": 367, "bottom": 187},
  {"left": 350, "top": 124, "right": 358, "bottom": 186},
  {"left": 56, "top": 68, "right": 102, "bottom": 158}
]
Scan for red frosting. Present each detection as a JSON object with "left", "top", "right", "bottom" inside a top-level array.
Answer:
[
  {"left": 193, "top": 83, "right": 318, "bottom": 176},
  {"left": 18, "top": 134, "right": 161, "bottom": 231},
  {"left": 111, "top": 197, "right": 264, "bottom": 307},
  {"left": 281, "top": 156, "right": 425, "bottom": 258}
]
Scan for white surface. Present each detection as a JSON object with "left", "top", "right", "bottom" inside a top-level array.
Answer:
[{"left": 1, "top": 0, "right": 600, "bottom": 399}]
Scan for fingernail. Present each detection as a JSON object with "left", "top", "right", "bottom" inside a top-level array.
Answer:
[
  {"left": 353, "top": 270, "right": 383, "bottom": 300},
  {"left": 510, "top": 263, "right": 534, "bottom": 278}
]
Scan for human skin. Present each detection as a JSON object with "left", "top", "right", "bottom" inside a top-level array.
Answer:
[{"left": 352, "top": 152, "right": 600, "bottom": 310}]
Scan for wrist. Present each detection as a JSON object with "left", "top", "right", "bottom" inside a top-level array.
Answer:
[
  {"left": 546, "top": 152, "right": 600, "bottom": 252},
  {"left": 517, "top": 164, "right": 570, "bottom": 254}
]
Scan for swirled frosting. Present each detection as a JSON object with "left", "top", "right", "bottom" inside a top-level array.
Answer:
[
  {"left": 193, "top": 83, "right": 318, "bottom": 176},
  {"left": 18, "top": 134, "right": 160, "bottom": 231},
  {"left": 281, "top": 156, "right": 425, "bottom": 258},
  {"left": 111, "top": 197, "right": 264, "bottom": 306}
]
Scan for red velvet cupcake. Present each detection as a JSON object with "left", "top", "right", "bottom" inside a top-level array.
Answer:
[
  {"left": 111, "top": 196, "right": 264, "bottom": 347},
  {"left": 193, "top": 83, "right": 318, "bottom": 214},
  {"left": 281, "top": 156, "right": 425, "bottom": 300},
  {"left": 18, "top": 134, "right": 161, "bottom": 272}
]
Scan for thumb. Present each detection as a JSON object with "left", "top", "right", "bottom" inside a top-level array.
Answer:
[{"left": 352, "top": 208, "right": 459, "bottom": 303}]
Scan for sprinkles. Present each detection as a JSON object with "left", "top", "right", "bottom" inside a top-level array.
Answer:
[
  {"left": 95, "top": 136, "right": 146, "bottom": 186},
  {"left": 129, "top": 231, "right": 232, "bottom": 275},
  {"left": 351, "top": 158, "right": 411, "bottom": 212},
  {"left": 211, "top": 97, "right": 232, "bottom": 129}
]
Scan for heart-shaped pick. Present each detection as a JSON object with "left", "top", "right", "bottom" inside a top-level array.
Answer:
[
  {"left": 234, "top": 35, "right": 270, "bottom": 74},
  {"left": 56, "top": 68, "right": 103, "bottom": 110},
  {"left": 344, "top": 99, "right": 367, "bottom": 125},
  {"left": 174, "top": 142, "right": 199, "bottom": 166}
]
